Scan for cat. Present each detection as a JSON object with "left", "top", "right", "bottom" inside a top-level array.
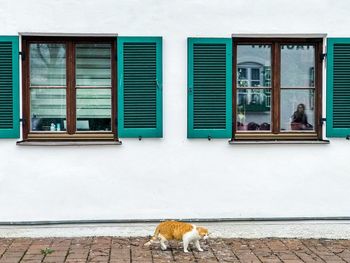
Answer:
[{"left": 144, "top": 220, "right": 209, "bottom": 253}]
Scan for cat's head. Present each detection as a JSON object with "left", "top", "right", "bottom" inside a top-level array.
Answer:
[{"left": 197, "top": 227, "right": 209, "bottom": 240}]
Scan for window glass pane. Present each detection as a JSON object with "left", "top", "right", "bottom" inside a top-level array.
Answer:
[
  {"left": 237, "top": 88, "right": 271, "bottom": 131},
  {"left": 30, "top": 44, "right": 66, "bottom": 86},
  {"left": 238, "top": 68, "right": 248, "bottom": 80},
  {"left": 280, "top": 89, "right": 315, "bottom": 131},
  {"left": 236, "top": 45, "right": 272, "bottom": 131},
  {"left": 76, "top": 89, "right": 111, "bottom": 131},
  {"left": 76, "top": 44, "right": 111, "bottom": 87},
  {"left": 237, "top": 45, "right": 271, "bottom": 88},
  {"left": 281, "top": 44, "right": 315, "bottom": 88},
  {"left": 251, "top": 68, "right": 260, "bottom": 80},
  {"left": 30, "top": 89, "right": 66, "bottom": 131}
]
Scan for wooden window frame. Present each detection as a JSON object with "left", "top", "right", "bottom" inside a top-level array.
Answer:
[
  {"left": 22, "top": 36, "right": 117, "bottom": 141},
  {"left": 232, "top": 38, "right": 323, "bottom": 140}
]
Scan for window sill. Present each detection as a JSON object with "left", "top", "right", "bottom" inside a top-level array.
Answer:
[
  {"left": 16, "top": 140, "right": 122, "bottom": 146},
  {"left": 229, "top": 140, "right": 329, "bottom": 145},
  {"left": 26, "top": 133, "right": 115, "bottom": 140}
]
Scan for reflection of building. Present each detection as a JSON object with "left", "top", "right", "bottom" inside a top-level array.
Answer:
[{"left": 237, "top": 63, "right": 271, "bottom": 112}]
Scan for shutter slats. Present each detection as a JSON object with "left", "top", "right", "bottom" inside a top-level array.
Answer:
[
  {"left": 0, "top": 36, "right": 19, "bottom": 138},
  {"left": 118, "top": 37, "right": 162, "bottom": 138},
  {"left": 187, "top": 38, "right": 232, "bottom": 138},
  {"left": 327, "top": 38, "right": 350, "bottom": 137},
  {"left": 193, "top": 43, "right": 226, "bottom": 129},
  {"left": 0, "top": 42, "right": 13, "bottom": 129},
  {"left": 124, "top": 42, "right": 156, "bottom": 129}
]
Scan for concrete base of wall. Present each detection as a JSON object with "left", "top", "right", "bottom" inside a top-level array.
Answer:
[{"left": 0, "top": 221, "right": 349, "bottom": 239}]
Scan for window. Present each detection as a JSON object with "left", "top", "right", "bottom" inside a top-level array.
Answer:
[
  {"left": 0, "top": 35, "right": 163, "bottom": 141},
  {"left": 22, "top": 37, "right": 116, "bottom": 140},
  {"left": 234, "top": 38, "right": 323, "bottom": 140}
]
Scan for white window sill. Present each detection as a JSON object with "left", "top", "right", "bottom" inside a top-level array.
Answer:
[
  {"left": 16, "top": 141, "right": 122, "bottom": 146},
  {"left": 229, "top": 140, "right": 330, "bottom": 145}
]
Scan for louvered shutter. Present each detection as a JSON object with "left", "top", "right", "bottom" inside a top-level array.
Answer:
[
  {"left": 0, "top": 36, "right": 19, "bottom": 138},
  {"left": 327, "top": 38, "right": 350, "bottom": 137},
  {"left": 187, "top": 38, "right": 232, "bottom": 138},
  {"left": 118, "top": 37, "right": 162, "bottom": 138}
]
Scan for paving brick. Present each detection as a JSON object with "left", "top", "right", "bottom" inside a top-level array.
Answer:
[
  {"left": 0, "top": 237, "right": 350, "bottom": 262},
  {"left": 209, "top": 238, "right": 240, "bottom": 263},
  {"left": 43, "top": 256, "right": 66, "bottom": 263}
]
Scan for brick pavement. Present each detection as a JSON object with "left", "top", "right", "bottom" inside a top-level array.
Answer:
[{"left": 0, "top": 237, "right": 349, "bottom": 262}]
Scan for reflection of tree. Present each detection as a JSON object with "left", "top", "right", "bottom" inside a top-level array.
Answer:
[{"left": 35, "top": 43, "right": 63, "bottom": 67}]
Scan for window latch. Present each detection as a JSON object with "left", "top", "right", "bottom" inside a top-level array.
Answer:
[{"left": 320, "top": 53, "right": 326, "bottom": 61}]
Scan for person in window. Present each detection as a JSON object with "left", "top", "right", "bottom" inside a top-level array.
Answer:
[{"left": 291, "top": 103, "right": 313, "bottom": 130}]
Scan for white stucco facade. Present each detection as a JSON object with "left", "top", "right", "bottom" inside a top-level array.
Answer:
[{"left": 0, "top": 0, "right": 349, "bottom": 224}]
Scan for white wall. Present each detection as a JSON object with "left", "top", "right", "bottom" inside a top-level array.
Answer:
[{"left": 0, "top": 0, "right": 349, "bottom": 222}]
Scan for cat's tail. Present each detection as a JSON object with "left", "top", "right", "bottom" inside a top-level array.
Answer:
[{"left": 144, "top": 226, "right": 160, "bottom": 246}]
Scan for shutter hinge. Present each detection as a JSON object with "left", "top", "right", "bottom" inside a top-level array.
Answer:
[
  {"left": 320, "top": 53, "right": 326, "bottom": 61},
  {"left": 320, "top": 117, "right": 326, "bottom": 126},
  {"left": 20, "top": 118, "right": 26, "bottom": 125},
  {"left": 346, "top": 135, "right": 350, "bottom": 140},
  {"left": 19, "top": 51, "right": 25, "bottom": 61}
]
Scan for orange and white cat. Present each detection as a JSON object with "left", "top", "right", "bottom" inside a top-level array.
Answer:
[{"left": 144, "top": 221, "right": 209, "bottom": 253}]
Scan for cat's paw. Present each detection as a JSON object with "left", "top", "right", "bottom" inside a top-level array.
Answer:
[
  {"left": 184, "top": 250, "right": 189, "bottom": 253},
  {"left": 198, "top": 248, "right": 204, "bottom": 252}
]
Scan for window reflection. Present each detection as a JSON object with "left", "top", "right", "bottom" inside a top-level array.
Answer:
[
  {"left": 280, "top": 44, "right": 315, "bottom": 131},
  {"left": 236, "top": 45, "right": 272, "bottom": 131},
  {"left": 76, "top": 89, "right": 111, "bottom": 131},
  {"left": 29, "top": 43, "right": 67, "bottom": 132},
  {"left": 75, "top": 43, "right": 112, "bottom": 131},
  {"left": 280, "top": 89, "right": 315, "bottom": 131},
  {"left": 30, "top": 44, "right": 66, "bottom": 86},
  {"left": 30, "top": 89, "right": 66, "bottom": 131},
  {"left": 281, "top": 44, "right": 315, "bottom": 88}
]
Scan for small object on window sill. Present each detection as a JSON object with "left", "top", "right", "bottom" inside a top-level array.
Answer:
[
  {"left": 16, "top": 140, "right": 122, "bottom": 146},
  {"left": 228, "top": 139, "right": 330, "bottom": 145},
  {"left": 50, "top": 123, "right": 56, "bottom": 131}
]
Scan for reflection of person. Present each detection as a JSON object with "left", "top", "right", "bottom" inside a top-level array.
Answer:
[{"left": 291, "top": 103, "right": 313, "bottom": 130}]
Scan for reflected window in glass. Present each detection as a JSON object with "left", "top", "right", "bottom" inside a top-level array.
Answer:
[{"left": 236, "top": 44, "right": 272, "bottom": 132}]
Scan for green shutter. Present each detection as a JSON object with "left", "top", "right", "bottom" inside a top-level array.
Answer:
[
  {"left": 187, "top": 38, "right": 232, "bottom": 138},
  {"left": 327, "top": 38, "right": 350, "bottom": 137},
  {"left": 118, "top": 37, "right": 162, "bottom": 138},
  {"left": 0, "top": 36, "right": 19, "bottom": 139}
]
